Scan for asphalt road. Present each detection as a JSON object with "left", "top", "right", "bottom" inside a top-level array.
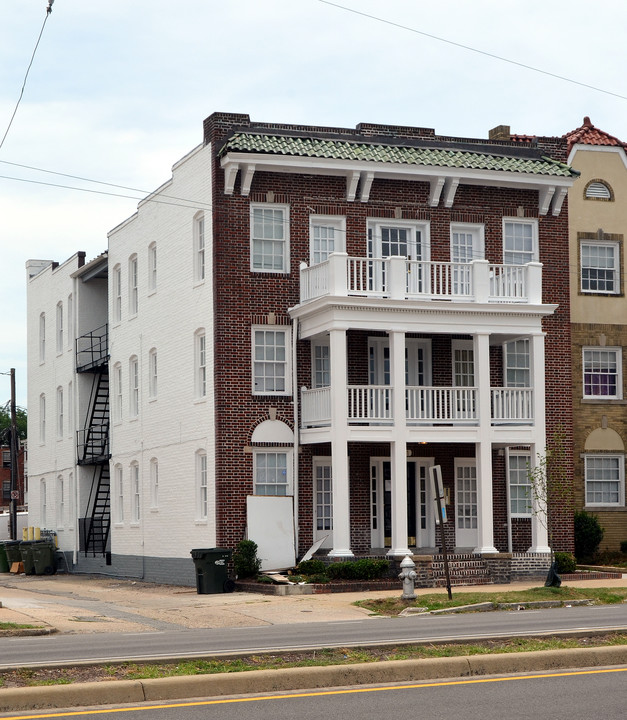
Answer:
[
  {"left": 2, "top": 603, "right": 626, "bottom": 669},
  {"left": 1, "top": 666, "right": 625, "bottom": 720}
]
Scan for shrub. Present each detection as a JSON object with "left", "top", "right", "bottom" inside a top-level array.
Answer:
[
  {"left": 232, "top": 539, "right": 262, "bottom": 578},
  {"left": 574, "top": 511, "right": 604, "bottom": 562},
  {"left": 553, "top": 551, "right": 577, "bottom": 574},
  {"left": 297, "top": 558, "right": 326, "bottom": 576},
  {"left": 308, "top": 573, "right": 330, "bottom": 584},
  {"left": 326, "top": 558, "right": 390, "bottom": 580}
]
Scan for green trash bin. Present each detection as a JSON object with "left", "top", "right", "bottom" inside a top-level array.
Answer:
[
  {"left": 190, "top": 548, "right": 233, "bottom": 594},
  {"left": 32, "top": 542, "right": 56, "bottom": 575},
  {"left": 20, "top": 540, "right": 39, "bottom": 576},
  {"left": 4, "top": 540, "right": 21, "bottom": 567},
  {"left": 0, "top": 542, "right": 9, "bottom": 573}
]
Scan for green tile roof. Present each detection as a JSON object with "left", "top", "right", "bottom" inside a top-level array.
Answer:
[{"left": 221, "top": 132, "right": 577, "bottom": 178}]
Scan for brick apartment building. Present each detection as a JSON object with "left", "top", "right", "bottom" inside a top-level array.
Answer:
[
  {"left": 26, "top": 112, "right": 579, "bottom": 586},
  {"left": 0, "top": 444, "right": 26, "bottom": 510}
]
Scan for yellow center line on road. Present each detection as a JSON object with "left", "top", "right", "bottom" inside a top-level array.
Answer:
[{"left": 4, "top": 667, "right": 627, "bottom": 720}]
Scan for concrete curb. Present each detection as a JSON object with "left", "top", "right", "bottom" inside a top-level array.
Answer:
[{"left": 1, "top": 646, "right": 626, "bottom": 712}]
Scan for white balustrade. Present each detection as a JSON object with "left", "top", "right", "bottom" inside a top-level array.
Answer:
[
  {"left": 491, "top": 387, "right": 534, "bottom": 423},
  {"left": 301, "top": 386, "right": 331, "bottom": 426},
  {"left": 347, "top": 385, "right": 393, "bottom": 422},
  {"left": 406, "top": 387, "right": 477, "bottom": 424}
]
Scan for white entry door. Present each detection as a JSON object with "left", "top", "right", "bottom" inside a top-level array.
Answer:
[{"left": 455, "top": 459, "right": 478, "bottom": 548}]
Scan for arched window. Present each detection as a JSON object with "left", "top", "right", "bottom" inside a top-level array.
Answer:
[{"left": 585, "top": 180, "right": 613, "bottom": 201}]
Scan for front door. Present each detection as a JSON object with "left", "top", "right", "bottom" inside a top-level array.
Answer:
[
  {"left": 368, "top": 222, "right": 424, "bottom": 293},
  {"left": 455, "top": 459, "right": 478, "bottom": 548}
]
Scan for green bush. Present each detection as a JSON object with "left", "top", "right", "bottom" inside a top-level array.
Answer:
[
  {"left": 297, "top": 558, "right": 327, "bottom": 576},
  {"left": 574, "top": 511, "right": 604, "bottom": 562},
  {"left": 308, "top": 573, "right": 330, "bottom": 584},
  {"left": 232, "top": 539, "right": 262, "bottom": 578},
  {"left": 326, "top": 558, "right": 390, "bottom": 580},
  {"left": 553, "top": 551, "right": 577, "bottom": 574}
]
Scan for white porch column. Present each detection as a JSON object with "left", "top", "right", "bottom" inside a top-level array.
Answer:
[
  {"left": 474, "top": 332, "right": 497, "bottom": 553},
  {"left": 328, "top": 327, "right": 353, "bottom": 558},
  {"left": 388, "top": 329, "right": 411, "bottom": 557},
  {"left": 528, "top": 332, "right": 551, "bottom": 552}
]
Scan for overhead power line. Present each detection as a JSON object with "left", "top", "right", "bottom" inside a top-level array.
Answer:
[{"left": 317, "top": 0, "right": 627, "bottom": 102}]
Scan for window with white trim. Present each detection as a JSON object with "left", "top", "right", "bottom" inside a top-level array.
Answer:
[
  {"left": 194, "top": 213, "right": 205, "bottom": 281},
  {"left": 40, "top": 480, "right": 47, "bottom": 527},
  {"left": 67, "top": 294, "right": 73, "bottom": 348},
  {"left": 505, "top": 339, "right": 530, "bottom": 387},
  {"left": 56, "top": 302, "right": 63, "bottom": 354},
  {"left": 196, "top": 450, "right": 208, "bottom": 519},
  {"left": 39, "top": 393, "right": 46, "bottom": 444},
  {"left": 115, "top": 464, "right": 124, "bottom": 523},
  {"left": 312, "top": 341, "right": 330, "bottom": 388},
  {"left": 309, "top": 215, "right": 345, "bottom": 264},
  {"left": 508, "top": 452, "right": 532, "bottom": 516},
  {"left": 129, "top": 356, "right": 139, "bottom": 417},
  {"left": 148, "top": 348, "right": 157, "bottom": 399},
  {"left": 251, "top": 204, "right": 289, "bottom": 273},
  {"left": 113, "top": 265, "right": 122, "bottom": 322},
  {"left": 583, "top": 348, "right": 622, "bottom": 399},
  {"left": 195, "top": 330, "right": 206, "bottom": 398},
  {"left": 128, "top": 255, "right": 138, "bottom": 316},
  {"left": 314, "top": 459, "right": 333, "bottom": 531},
  {"left": 57, "top": 475, "right": 65, "bottom": 528},
  {"left": 580, "top": 241, "right": 619, "bottom": 294},
  {"left": 39, "top": 313, "right": 45, "bottom": 363},
  {"left": 113, "top": 363, "right": 122, "bottom": 422},
  {"left": 503, "top": 219, "right": 538, "bottom": 265},
  {"left": 450, "top": 223, "right": 485, "bottom": 262},
  {"left": 254, "top": 450, "right": 291, "bottom": 496},
  {"left": 253, "top": 327, "right": 289, "bottom": 395},
  {"left": 148, "top": 242, "right": 157, "bottom": 292},
  {"left": 131, "top": 461, "right": 140, "bottom": 522},
  {"left": 585, "top": 454, "right": 624, "bottom": 506},
  {"left": 56, "top": 386, "right": 63, "bottom": 438},
  {"left": 150, "top": 458, "right": 159, "bottom": 509}
]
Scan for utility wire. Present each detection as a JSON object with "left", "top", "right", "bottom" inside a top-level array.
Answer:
[
  {"left": 317, "top": 0, "right": 627, "bottom": 102},
  {"left": 0, "top": 3, "right": 54, "bottom": 153}
]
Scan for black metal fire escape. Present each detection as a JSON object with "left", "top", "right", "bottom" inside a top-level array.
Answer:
[{"left": 76, "top": 324, "right": 110, "bottom": 557}]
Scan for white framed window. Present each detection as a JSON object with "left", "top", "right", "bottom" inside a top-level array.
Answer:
[
  {"left": 113, "top": 265, "right": 122, "bottom": 323},
  {"left": 128, "top": 255, "right": 138, "bottom": 316},
  {"left": 131, "top": 461, "right": 140, "bottom": 522},
  {"left": 56, "top": 386, "right": 63, "bottom": 438},
  {"left": 508, "top": 452, "right": 532, "bottom": 516},
  {"left": 450, "top": 223, "right": 485, "bottom": 263},
  {"left": 309, "top": 215, "right": 345, "bottom": 265},
  {"left": 148, "top": 242, "right": 157, "bottom": 292},
  {"left": 312, "top": 341, "right": 330, "bottom": 388},
  {"left": 194, "top": 213, "right": 205, "bottom": 282},
  {"left": 129, "top": 356, "right": 139, "bottom": 417},
  {"left": 196, "top": 450, "right": 208, "bottom": 520},
  {"left": 148, "top": 348, "right": 157, "bottom": 399},
  {"left": 505, "top": 339, "right": 530, "bottom": 387},
  {"left": 585, "top": 454, "right": 624, "bottom": 506},
  {"left": 251, "top": 204, "right": 289, "bottom": 273},
  {"left": 40, "top": 479, "right": 47, "bottom": 527},
  {"left": 580, "top": 241, "right": 619, "bottom": 294},
  {"left": 115, "top": 464, "right": 124, "bottom": 523},
  {"left": 39, "top": 393, "right": 46, "bottom": 444},
  {"left": 252, "top": 327, "right": 290, "bottom": 395},
  {"left": 583, "top": 348, "right": 622, "bottom": 399},
  {"left": 57, "top": 475, "right": 65, "bottom": 528},
  {"left": 313, "top": 458, "right": 333, "bottom": 531},
  {"left": 56, "top": 301, "right": 63, "bottom": 354},
  {"left": 585, "top": 180, "right": 612, "bottom": 200},
  {"left": 67, "top": 293, "right": 73, "bottom": 349},
  {"left": 503, "top": 219, "right": 538, "bottom": 265},
  {"left": 113, "top": 363, "right": 123, "bottom": 422},
  {"left": 195, "top": 330, "right": 207, "bottom": 398},
  {"left": 39, "top": 312, "right": 46, "bottom": 363},
  {"left": 452, "top": 340, "right": 475, "bottom": 388},
  {"left": 150, "top": 458, "right": 159, "bottom": 509},
  {"left": 254, "top": 450, "right": 291, "bottom": 496}
]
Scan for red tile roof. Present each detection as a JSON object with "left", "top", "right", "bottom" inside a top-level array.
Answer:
[{"left": 564, "top": 116, "right": 626, "bottom": 150}]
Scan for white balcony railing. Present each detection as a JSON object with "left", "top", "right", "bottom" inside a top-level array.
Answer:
[
  {"left": 301, "top": 385, "right": 534, "bottom": 428},
  {"left": 299, "top": 254, "right": 543, "bottom": 305}
]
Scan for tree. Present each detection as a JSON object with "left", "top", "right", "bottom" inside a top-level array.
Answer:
[{"left": 0, "top": 405, "right": 27, "bottom": 442}]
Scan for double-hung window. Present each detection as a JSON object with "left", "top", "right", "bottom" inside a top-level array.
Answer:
[
  {"left": 585, "top": 455, "right": 624, "bottom": 506},
  {"left": 583, "top": 348, "right": 622, "bottom": 399},
  {"left": 113, "top": 265, "right": 122, "bottom": 322},
  {"left": 505, "top": 339, "right": 530, "bottom": 387},
  {"left": 129, "top": 356, "right": 139, "bottom": 417},
  {"left": 309, "top": 215, "right": 345, "bottom": 264},
  {"left": 508, "top": 452, "right": 532, "bottom": 516},
  {"left": 254, "top": 450, "right": 290, "bottom": 496},
  {"left": 580, "top": 241, "right": 619, "bottom": 294},
  {"left": 149, "top": 348, "right": 158, "bottom": 399},
  {"left": 56, "top": 302, "right": 63, "bottom": 354},
  {"left": 128, "top": 255, "right": 138, "bottom": 316},
  {"left": 503, "top": 219, "right": 538, "bottom": 265},
  {"left": 253, "top": 328, "right": 289, "bottom": 395},
  {"left": 195, "top": 214, "right": 205, "bottom": 282},
  {"left": 148, "top": 243, "right": 157, "bottom": 292},
  {"left": 196, "top": 330, "right": 207, "bottom": 399},
  {"left": 251, "top": 204, "right": 289, "bottom": 273},
  {"left": 196, "top": 451, "right": 208, "bottom": 519},
  {"left": 131, "top": 462, "right": 140, "bottom": 522}
]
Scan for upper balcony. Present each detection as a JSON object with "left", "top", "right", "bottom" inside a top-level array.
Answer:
[{"left": 299, "top": 254, "right": 543, "bottom": 306}]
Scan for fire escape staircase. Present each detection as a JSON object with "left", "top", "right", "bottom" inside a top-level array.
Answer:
[{"left": 76, "top": 325, "right": 111, "bottom": 557}]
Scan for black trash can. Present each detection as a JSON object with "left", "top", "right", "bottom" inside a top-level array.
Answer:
[
  {"left": 0, "top": 542, "right": 9, "bottom": 573},
  {"left": 4, "top": 540, "right": 21, "bottom": 567},
  {"left": 20, "top": 540, "right": 39, "bottom": 576},
  {"left": 32, "top": 542, "right": 56, "bottom": 575},
  {"left": 190, "top": 548, "right": 233, "bottom": 594}
]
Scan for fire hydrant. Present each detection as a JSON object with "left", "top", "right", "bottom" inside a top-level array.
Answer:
[{"left": 399, "top": 555, "right": 417, "bottom": 600}]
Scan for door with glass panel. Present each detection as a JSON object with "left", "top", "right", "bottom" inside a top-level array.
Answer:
[
  {"left": 368, "top": 222, "right": 424, "bottom": 294},
  {"left": 451, "top": 225, "right": 483, "bottom": 296},
  {"left": 452, "top": 340, "right": 475, "bottom": 420},
  {"left": 455, "top": 460, "right": 478, "bottom": 548},
  {"left": 313, "top": 459, "right": 333, "bottom": 548}
]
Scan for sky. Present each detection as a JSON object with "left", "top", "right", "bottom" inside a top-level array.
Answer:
[{"left": 1, "top": 0, "right": 626, "bottom": 409}]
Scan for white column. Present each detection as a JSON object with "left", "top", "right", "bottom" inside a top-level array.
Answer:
[
  {"left": 473, "top": 332, "right": 497, "bottom": 553},
  {"left": 528, "top": 332, "right": 550, "bottom": 552},
  {"left": 328, "top": 327, "right": 353, "bottom": 558},
  {"left": 388, "top": 329, "right": 411, "bottom": 557}
]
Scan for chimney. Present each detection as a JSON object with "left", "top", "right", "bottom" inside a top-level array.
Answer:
[{"left": 489, "top": 125, "right": 511, "bottom": 141}]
